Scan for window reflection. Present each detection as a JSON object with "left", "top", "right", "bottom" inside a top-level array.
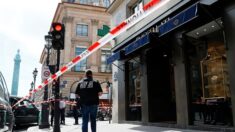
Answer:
[
  {"left": 127, "top": 57, "right": 141, "bottom": 121},
  {"left": 75, "top": 47, "right": 87, "bottom": 71}
]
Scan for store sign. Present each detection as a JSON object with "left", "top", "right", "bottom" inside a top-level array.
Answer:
[
  {"left": 107, "top": 50, "right": 124, "bottom": 64},
  {"left": 159, "top": 3, "right": 198, "bottom": 36},
  {"left": 125, "top": 33, "right": 150, "bottom": 55}
]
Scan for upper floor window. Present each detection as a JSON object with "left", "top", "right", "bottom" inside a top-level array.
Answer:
[
  {"left": 100, "top": 49, "right": 112, "bottom": 73},
  {"left": 80, "top": 0, "right": 88, "bottom": 4},
  {"left": 132, "top": 0, "right": 143, "bottom": 14},
  {"left": 76, "top": 24, "right": 88, "bottom": 36},
  {"left": 103, "top": 0, "right": 110, "bottom": 7},
  {"left": 80, "top": 0, "right": 99, "bottom": 5},
  {"left": 92, "top": 0, "right": 99, "bottom": 6},
  {"left": 67, "top": 0, "right": 75, "bottom": 3},
  {"left": 75, "top": 47, "right": 87, "bottom": 71}
]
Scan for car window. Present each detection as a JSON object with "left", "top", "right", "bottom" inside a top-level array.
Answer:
[
  {"left": 0, "top": 72, "right": 9, "bottom": 102},
  {"left": 10, "top": 98, "right": 17, "bottom": 106},
  {"left": 22, "top": 100, "right": 34, "bottom": 109},
  {"left": 0, "top": 78, "right": 5, "bottom": 99}
]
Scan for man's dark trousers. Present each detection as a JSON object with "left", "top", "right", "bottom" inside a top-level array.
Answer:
[
  {"left": 81, "top": 104, "right": 98, "bottom": 132},
  {"left": 73, "top": 107, "right": 79, "bottom": 124}
]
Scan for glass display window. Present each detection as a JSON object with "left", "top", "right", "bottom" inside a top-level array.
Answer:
[
  {"left": 200, "top": 42, "right": 230, "bottom": 99},
  {"left": 127, "top": 57, "right": 142, "bottom": 121}
]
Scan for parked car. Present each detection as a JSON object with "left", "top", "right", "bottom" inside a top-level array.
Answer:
[
  {"left": 10, "top": 96, "right": 39, "bottom": 126},
  {"left": 0, "top": 71, "right": 14, "bottom": 132}
]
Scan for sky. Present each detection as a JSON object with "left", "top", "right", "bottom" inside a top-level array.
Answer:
[{"left": 0, "top": 0, "right": 60, "bottom": 97}]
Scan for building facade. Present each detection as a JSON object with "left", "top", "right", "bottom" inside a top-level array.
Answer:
[
  {"left": 108, "top": 0, "right": 235, "bottom": 131},
  {"left": 39, "top": 0, "right": 112, "bottom": 109}
]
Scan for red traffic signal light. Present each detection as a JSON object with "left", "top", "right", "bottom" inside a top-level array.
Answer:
[
  {"left": 51, "top": 22, "right": 65, "bottom": 50},
  {"left": 52, "top": 23, "right": 63, "bottom": 31},
  {"left": 55, "top": 24, "right": 62, "bottom": 31}
]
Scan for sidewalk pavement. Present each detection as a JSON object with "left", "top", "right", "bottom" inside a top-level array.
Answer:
[{"left": 27, "top": 117, "right": 210, "bottom": 132}]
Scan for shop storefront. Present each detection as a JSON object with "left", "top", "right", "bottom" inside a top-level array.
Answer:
[
  {"left": 108, "top": 0, "right": 235, "bottom": 131},
  {"left": 187, "top": 28, "right": 233, "bottom": 126}
]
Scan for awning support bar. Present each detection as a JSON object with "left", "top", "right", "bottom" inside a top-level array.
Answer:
[{"left": 112, "top": 63, "right": 124, "bottom": 71}]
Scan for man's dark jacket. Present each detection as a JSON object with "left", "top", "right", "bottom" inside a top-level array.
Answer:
[{"left": 75, "top": 77, "right": 102, "bottom": 105}]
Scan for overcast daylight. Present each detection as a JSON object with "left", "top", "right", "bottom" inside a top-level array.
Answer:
[{"left": 0, "top": 0, "right": 60, "bottom": 97}]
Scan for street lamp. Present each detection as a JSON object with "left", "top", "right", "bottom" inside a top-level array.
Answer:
[
  {"left": 29, "top": 81, "right": 34, "bottom": 101},
  {"left": 32, "top": 68, "right": 38, "bottom": 102},
  {"left": 39, "top": 34, "right": 52, "bottom": 129},
  {"left": 45, "top": 34, "right": 52, "bottom": 65}
]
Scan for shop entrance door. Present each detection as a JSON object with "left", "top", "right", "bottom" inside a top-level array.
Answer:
[{"left": 146, "top": 46, "right": 176, "bottom": 122}]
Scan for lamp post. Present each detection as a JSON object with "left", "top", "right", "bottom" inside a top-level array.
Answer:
[
  {"left": 29, "top": 81, "right": 34, "bottom": 101},
  {"left": 39, "top": 34, "right": 52, "bottom": 129},
  {"left": 32, "top": 68, "right": 38, "bottom": 102}
]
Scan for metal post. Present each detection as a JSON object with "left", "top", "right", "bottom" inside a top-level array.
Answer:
[
  {"left": 33, "top": 77, "right": 36, "bottom": 102},
  {"left": 39, "top": 42, "right": 51, "bottom": 129},
  {"left": 30, "top": 82, "right": 34, "bottom": 101},
  {"left": 53, "top": 49, "right": 61, "bottom": 132},
  {"left": 108, "top": 82, "right": 112, "bottom": 124},
  {"left": 32, "top": 68, "right": 38, "bottom": 102}
]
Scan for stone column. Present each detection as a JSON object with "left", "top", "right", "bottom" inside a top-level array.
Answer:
[
  {"left": 140, "top": 50, "right": 149, "bottom": 123},
  {"left": 90, "top": 19, "right": 99, "bottom": 72},
  {"left": 224, "top": 3, "right": 235, "bottom": 126},
  {"left": 173, "top": 36, "right": 189, "bottom": 127},
  {"left": 62, "top": 16, "right": 74, "bottom": 71},
  {"left": 112, "top": 61, "right": 126, "bottom": 123}
]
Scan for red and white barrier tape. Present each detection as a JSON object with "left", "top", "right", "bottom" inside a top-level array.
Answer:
[
  {"left": 12, "top": 99, "right": 77, "bottom": 110},
  {"left": 12, "top": 0, "right": 170, "bottom": 108}
]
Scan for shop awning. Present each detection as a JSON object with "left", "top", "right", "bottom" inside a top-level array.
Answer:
[
  {"left": 124, "top": 33, "right": 151, "bottom": 55},
  {"left": 159, "top": 3, "right": 198, "bottom": 37},
  {"left": 106, "top": 50, "right": 125, "bottom": 64}
]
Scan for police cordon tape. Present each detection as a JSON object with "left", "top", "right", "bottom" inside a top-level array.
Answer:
[
  {"left": 12, "top": 0, "right": 170, "bottom": 108},
  {"left": 12, "top": 99, "right": 77, "bottom": 110},
  {"left": 12, "top": 98, "right": 111, "bottom": 110}
]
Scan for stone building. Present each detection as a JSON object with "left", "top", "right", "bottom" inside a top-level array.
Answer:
[{"left": 39, "top": 0, "right": 112, "bottom": 110}]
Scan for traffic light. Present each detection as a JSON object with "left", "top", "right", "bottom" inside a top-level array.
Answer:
[
  {"left": 52, "top": 80, "right": 57, "bottom": 95},
  {"left": 51, "top": 23, "right": 65, "bottom": 50}
]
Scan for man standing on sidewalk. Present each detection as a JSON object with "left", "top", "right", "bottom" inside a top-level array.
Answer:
[
  {"left": 72, "top": 97, "right": 80, "bottom": 125},
  {"left": 75, "top": 70, "right": 103, "bottom": 132},
  {"left": 59, "top": 97, "right": 66, "bottom": 125}
]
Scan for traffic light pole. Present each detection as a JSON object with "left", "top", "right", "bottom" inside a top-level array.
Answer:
[
  {"left": 53, "top": 49, "right": 61, "bottom": 132},
  {"left": 39, "top": 45, "right": 50, "bottom": 129}
]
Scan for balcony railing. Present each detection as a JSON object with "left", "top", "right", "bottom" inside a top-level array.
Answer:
[
  {"left": 71, "top": 65, "right": 112, "bottom": 73},
  {"left": 63, "top": 0, "right": 110, "bottom": 8},
  {"left": 72, "top": 66, "right": 87, "bottom": 72}
]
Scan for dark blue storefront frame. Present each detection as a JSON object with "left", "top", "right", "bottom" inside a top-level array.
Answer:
[
  {"left": 108, "top": 3, "right": 199, "bottom": 64},
  {"left": 107, "top": 50, "right": 124, "bottom": 64},
  {"left": 159, "top": 3, "right": 198, "bottom": 37},
  {"left": 124, "top": 33, "right": 151, "bottom": 55},
  {"left": 107, "top": 33, "right": 153, "bottom": 64}
]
